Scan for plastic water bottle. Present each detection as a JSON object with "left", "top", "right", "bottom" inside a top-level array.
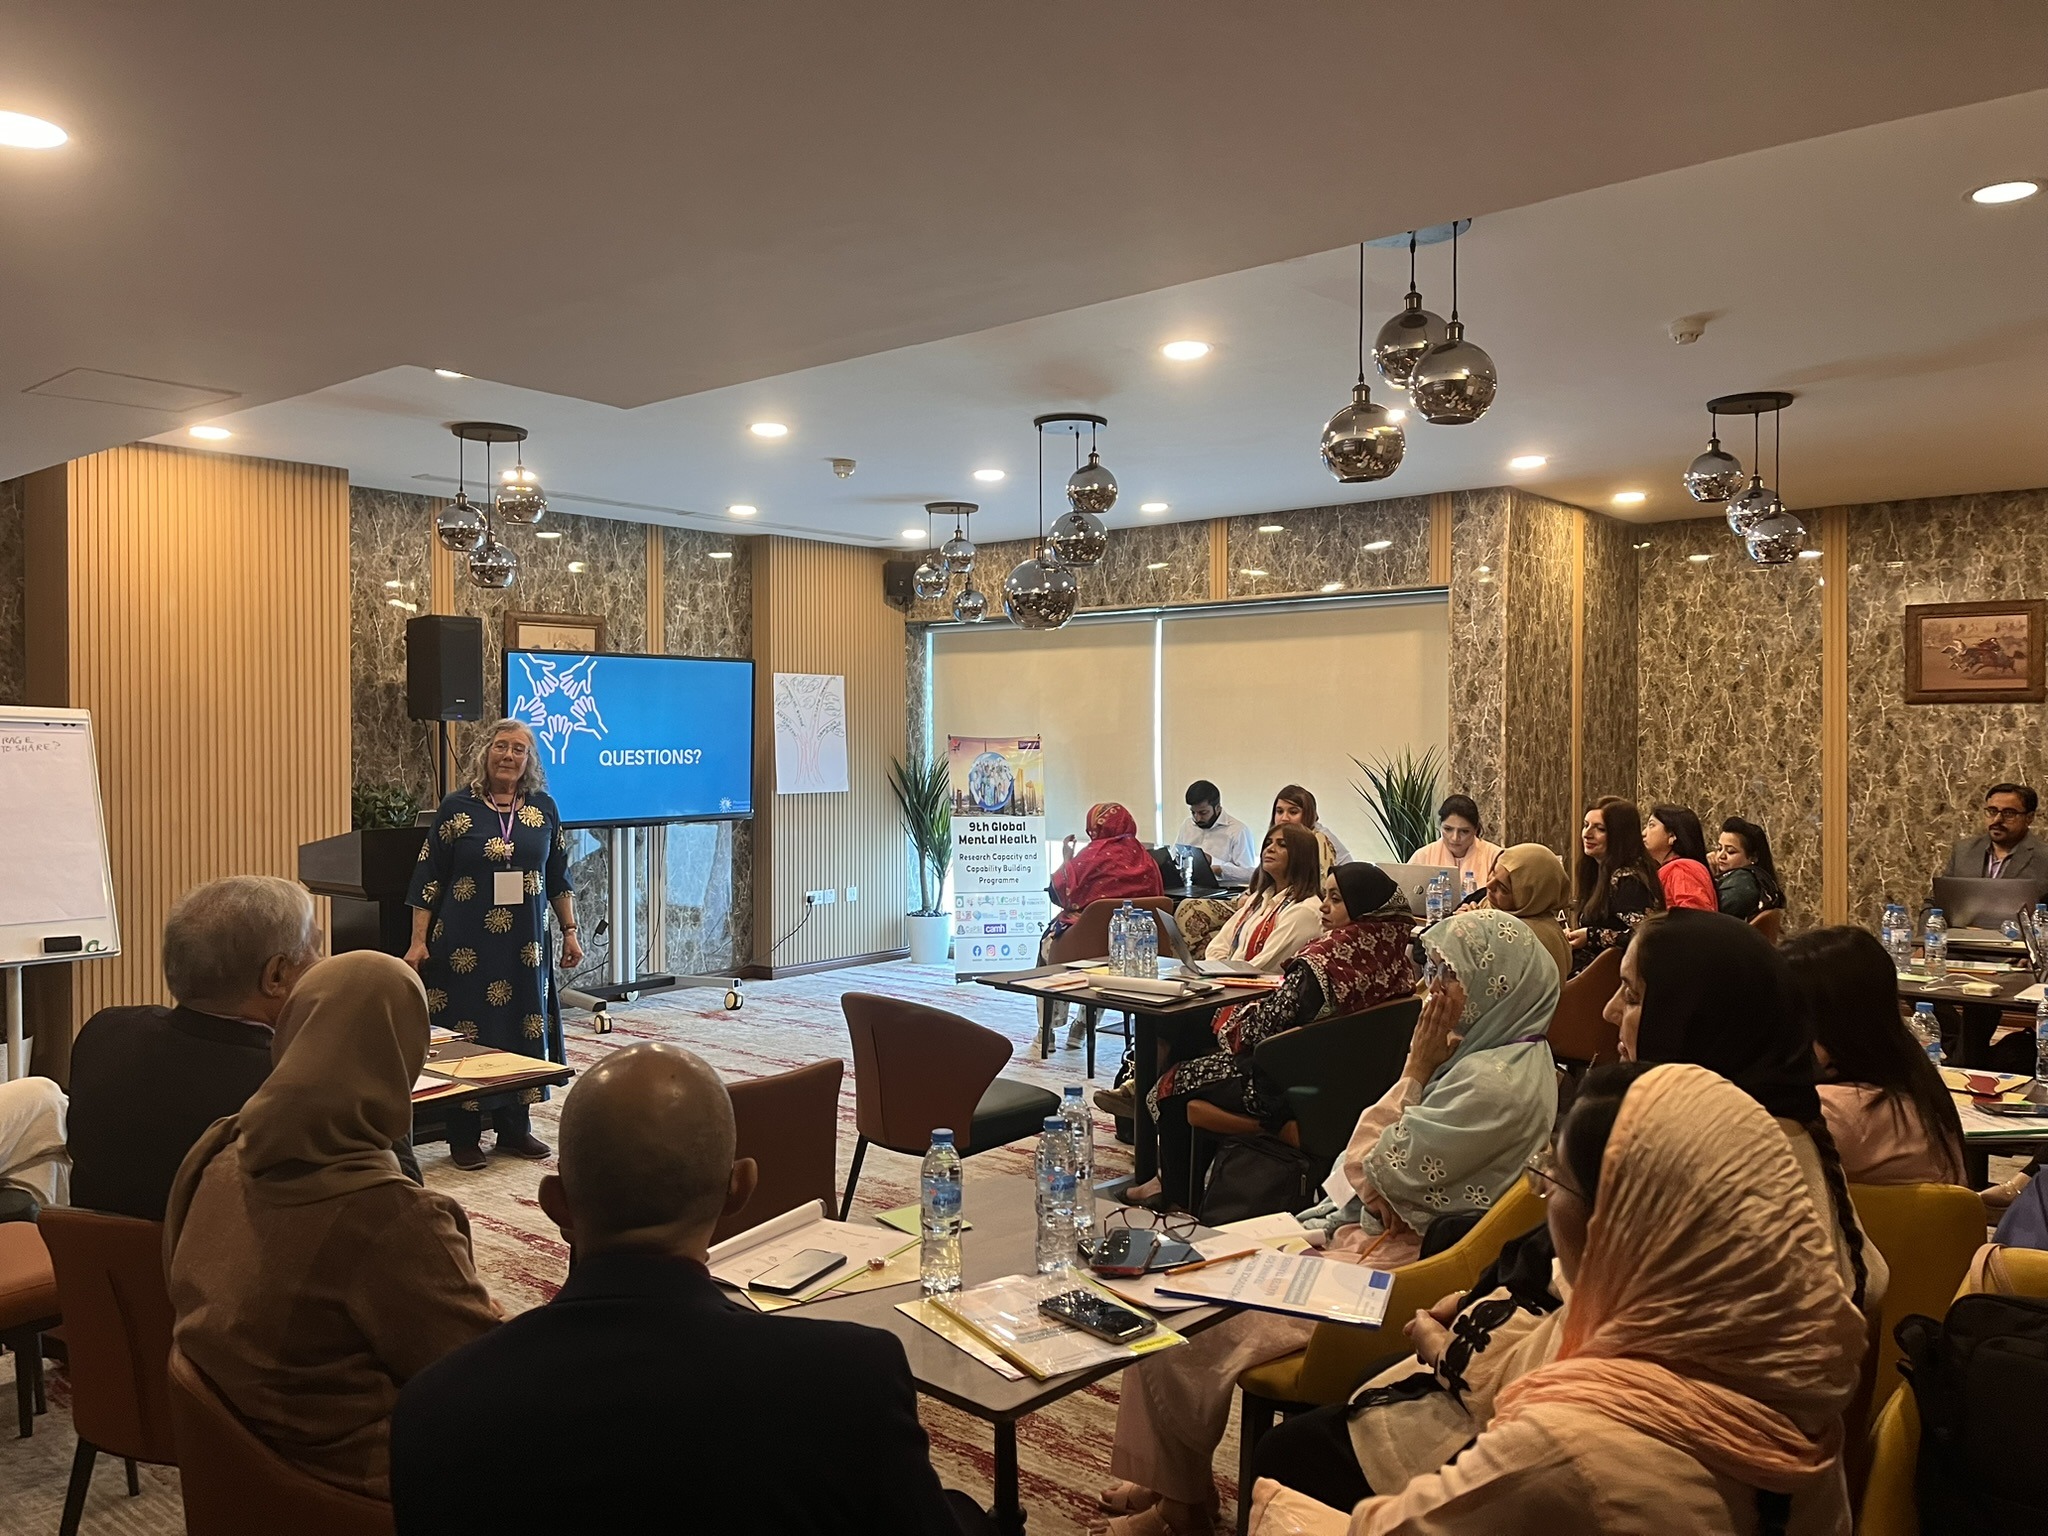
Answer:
[
  {"left": 1912, "top": 1001, "right": 1944, "bottom": 1069},
  {"left": 1108, "top": 904, "right": 1129, "bottom": 976},
  {"left": 1132, "top": 912, "right": 1157, "bottom": 979},
  {"left": 1461, "top": 869, "right": 1477, "bottom": 906},
  {"left": 1034, "top": 1116, "right": 1078, "bottom": 1275},
  {"left": 1425, "top": 872, "right": 1447, "bottom": 924},
  {"left": 2034, "top": 902, "right": 2048, "bottom": 952},
  {"left": 2005, "top": 915, "right": 2025, "bottom": 943},
  {"left": 919, "top": 1129, "right": 963, "bottom": 1296},
  {"left": 1061, "top": 1085, "right": 1095, "bottom": 1252},
  {"left": 2035, "top": 997, "right": 2048, "bottom": 1085},
  {"left": 1879, "top": 902, "right": 1903, "bottom": 965},
  {"left": 1924, "top": 909, "right": 1949, "bottom": 979}
]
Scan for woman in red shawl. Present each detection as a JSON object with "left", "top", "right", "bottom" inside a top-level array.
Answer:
[{"left": 1046, "top": 802, "right": 1165, "bottom": 943}]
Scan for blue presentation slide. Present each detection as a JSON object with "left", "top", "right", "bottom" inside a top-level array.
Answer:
[{"left": 506, "top": 650, "right": 754, "bottom": 825}]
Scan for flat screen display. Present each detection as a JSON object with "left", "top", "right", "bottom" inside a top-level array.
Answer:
[{"left": 505, "top": 650, "right": 754, "bottom": 826}]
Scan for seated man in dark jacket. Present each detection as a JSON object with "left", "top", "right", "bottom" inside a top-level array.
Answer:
[
  {"left": 67, "top": 876, "right": 323, "bottom": 1220},
  {"left": 392, "top": 1042, "right": 993, "bottom": 1535}
]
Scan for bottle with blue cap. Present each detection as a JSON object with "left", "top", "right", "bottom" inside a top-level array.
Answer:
[
  {"left": 1923, "top": 908, "right": 1948, "bottom": 979},
  {"left": 1911, "top": 1001, "right": 1944, "bottom": 1068}
]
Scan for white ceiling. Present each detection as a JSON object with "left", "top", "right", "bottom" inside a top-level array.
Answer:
[{"left": 6, "top": 4, "right": 2048, "bottom": 541}]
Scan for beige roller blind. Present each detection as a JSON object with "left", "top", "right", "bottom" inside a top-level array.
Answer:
[
  {"left": 932, "top": 619, "right": 1158, "bottom": 842},
  {"left": 1160, "top": 598, "right": 1449, "bottom": 864}
]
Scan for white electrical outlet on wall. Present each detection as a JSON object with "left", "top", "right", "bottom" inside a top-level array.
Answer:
[{"left": 847, "top": 886, "right": 859, "bottom": 902}]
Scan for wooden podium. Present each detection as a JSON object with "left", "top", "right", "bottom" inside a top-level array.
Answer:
[{"left": 298, "top": 827, "right": 428, "bottom": 958}]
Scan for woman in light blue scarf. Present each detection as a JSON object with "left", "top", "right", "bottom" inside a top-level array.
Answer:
[{"left": 1333, "top": 905, "right": 1560, "bottom": 1264}]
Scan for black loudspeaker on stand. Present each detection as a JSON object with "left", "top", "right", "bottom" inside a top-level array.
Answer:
[{"left": 406, "top": 615, "right": 486, "bottom": 799}]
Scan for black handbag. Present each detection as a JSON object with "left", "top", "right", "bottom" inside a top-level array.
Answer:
[{"left": 1196, "top": 1134, "right": 1316, "bottom": 1225}]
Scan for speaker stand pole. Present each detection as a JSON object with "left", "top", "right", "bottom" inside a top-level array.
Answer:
[{"left": 436, "top": 720, "right": 450, "bottom": 802}]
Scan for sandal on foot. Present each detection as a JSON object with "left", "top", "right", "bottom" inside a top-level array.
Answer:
[{"left": 1098, "top": 1483, "right": 1161, "bottom": 1515}]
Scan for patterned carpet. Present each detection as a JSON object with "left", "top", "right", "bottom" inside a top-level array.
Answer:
[{"left": 0, "top": 961, "right": 1245, "bottom": 1535}]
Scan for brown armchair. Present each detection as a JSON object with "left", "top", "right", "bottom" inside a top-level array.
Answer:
[
  {"left": 1751, "top": 907, "right": 1785, "bottom": 945},
  {"left": 1039, "top": 896, "right": 1179, "bottom": 1076},
  {"left": 713, "top": 1058, "right": 845, "bottom": 1246},
  {"left": 0, "top": 1219, "right": 57, "bottom": 1438},
  {"left": 839, "top": 993, "right": 1062, "bottom": 1220},
  {"left": 37, "top": 1209, "right": 177, "bottom": 1535},
  {"left": 167, "top": 1345, "right": 394, "bottom": 1536},
  {"left": 1548, "top": 945, "right": 1622, "bottom": 1067}
]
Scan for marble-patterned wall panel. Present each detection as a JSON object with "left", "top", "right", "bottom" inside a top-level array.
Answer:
[
  {"left": 1225, "top": 496, "right": 1433, "bottom": 600},
  {"left": 1844, "top": 490, "right": 2048, "bottom": 924},
  {"left": 1447, "top": 489, "right": 1510, "bottom": 827},
  {"left": 661, "top": 526, "right": 751, "bottom": 658},
  {"left": 348, "top": 488, "right": 438, "bottom": 806},
  {"left": 1635, "top": 519, "right": 1823, "bottom": 928},
  {"left": 1579, "top": 511, "right": 1640, "bottom": 805},
  {"left": 0, "top": 478, "right": 23, "bottom": 707},
  {"left": 1502, "top": 494, "right": 1576, "bottom": 852}
]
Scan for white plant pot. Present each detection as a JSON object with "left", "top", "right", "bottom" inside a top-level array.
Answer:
[{"left": 905, "top": 913, "right": 952, "bottom": 966}]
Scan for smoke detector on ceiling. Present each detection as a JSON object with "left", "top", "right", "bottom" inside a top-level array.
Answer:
[
  {"left": 829, "top": 457, "right": 856, "bottom": 479},
  {"left": 1668, "top": 314, "right": 1712, "bottom": 346}
]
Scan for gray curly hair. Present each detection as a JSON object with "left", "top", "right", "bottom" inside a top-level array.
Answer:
[{"left": 466, "top": 718, "right": 547, "bottom": 798}]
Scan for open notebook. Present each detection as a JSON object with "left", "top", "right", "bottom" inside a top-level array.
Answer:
[{"left": 706, "top": 1199, "right": 917, "bottom": 1309}]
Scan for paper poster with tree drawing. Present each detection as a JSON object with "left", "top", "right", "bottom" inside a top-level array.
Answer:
[{"left": 773, "top": 673, "right": 849, "bottom": 794}]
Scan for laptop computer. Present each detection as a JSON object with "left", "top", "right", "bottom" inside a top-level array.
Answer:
[
  {"left": 1153, "top": 905, "right": 1260, "bottom": 977},
  {"left": 1930, "top": 875, "right": 2048, "bottom": 936},
  {"left": 1381, "top": 862, "right": 1451, "bottom": 914}
]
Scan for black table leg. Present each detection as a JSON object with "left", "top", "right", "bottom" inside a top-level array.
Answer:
[
  {"left": 1132, "top": 1010, "right": 1158, "bottom": 1182},
  {"left": 994, "top": 1418, "right": 1026, "bottom": 1534}
]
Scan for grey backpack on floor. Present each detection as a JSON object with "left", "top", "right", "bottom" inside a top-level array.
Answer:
[{"left": 1896, "top": 1293, "right": 2048, "bottom": 1530}]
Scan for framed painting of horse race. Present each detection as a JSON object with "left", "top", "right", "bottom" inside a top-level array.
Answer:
[{"left": 1904, "top": 599, "right": 2047, "bottom": 704}]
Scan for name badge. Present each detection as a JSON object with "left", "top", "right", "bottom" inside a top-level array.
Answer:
[{"left": 493, "top": 871, "right": 526, "bottom": 906}]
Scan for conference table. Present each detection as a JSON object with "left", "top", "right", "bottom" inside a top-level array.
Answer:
[
  {"left": 806, "top": 1181, "right": 1234, "bottom": 1536},
  {"left": 408, "top": 1037, "right": 575, "bottom": 1142},
  {"left": 976, "top": 964, "right": 1234, "bottom": 1185}
]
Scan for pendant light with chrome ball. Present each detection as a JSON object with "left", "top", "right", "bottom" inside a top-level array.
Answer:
[
  {"left": 1408, "top": 220, "right": 1498, "bottom": 425},
  {"left": 1048, "top": 416, "right": 1111, "bottom": 567},
  {"left": 934, "top": 501, "right": 977, "bottom": 575},
  {"left": 495, "top": 437, "right": 548, "bottom": 525},
  {"left": 469, "top": 437, "right": 519, "bottom": 589},
  {"left": 1372, "top": 230, "right": 1447, "bottom": 390},
  {"left": 1682, "top": 409, "right": 1744, "bottom": 503},
  {"left": 951, "top": 508, "right": 988, "bottom": 622},
  {"left": 1322, "top": 242, "right": 1406, "bottom": 483},
  {"left": 435, "top": 431, "right": 490, "bottom": 552},
  {"left": 911, "top": 509, "right": 949, "bottom": 602},
  {"left": 1004, "top": 419, "right": 1082, "bottom": 631},
  {"left": 1709, "top": 393, "right": 1794, "bottom": 540},
  {"left": 1741, "top": 403, "right": 1807, "bottom": 565}
]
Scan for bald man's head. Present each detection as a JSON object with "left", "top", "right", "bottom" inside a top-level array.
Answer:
[{"left": 545, "top": 1042, "right": 753, "bottom": 1255}]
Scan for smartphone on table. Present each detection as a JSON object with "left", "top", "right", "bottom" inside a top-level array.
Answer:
[
  {"left": 1039, "top": 1288, "right": 1157, "bottom": 1344},
  {"left": 748, "top": 1249, "right": 848, "bottom": 1296}
]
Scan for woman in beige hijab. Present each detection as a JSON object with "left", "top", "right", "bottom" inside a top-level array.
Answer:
[
  {"left": 1486, "top": 844, "right": 1573, "bottom": 984},
  {"left": 166, "top": 950, "right": 498, "bottom": 1499}
]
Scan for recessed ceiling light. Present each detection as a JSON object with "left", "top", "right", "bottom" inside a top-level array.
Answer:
[
  {"left": 900, "top": 528, "right": 925, "bottom": 541},
  {"left": 1139, "top": 501, "right": 1169, "bottom": 513},
  {"left": 1146, "top": 562, "right": 1170, "bottom": 571},
  {"left": 567, "top": 560, "right": 588, "bottom": 573},
  {"left": 708, "top": 551, "right": 734, "bottom": 560},
  {"left": 1797, "top": 548, "right": 1823, "bottom": 560},
  {"left": 1385, "top": 408, "right": 1407, "bottom": 423},
  {"left": 1363, "top": 539, "right": 1393, "bottom": 552},
  {"left": 0, "top": 111, "right": 67, "bottom": 150},
  {"left": 1161, "top": 340, "right": 1211, "bottom": 361},
  {"left": 1240, "top": 568, "right": 1268, "bottom": 577},
  {"left": 1257, "top": 523, "right": 1286, "bottom": 533},
  {"left": 1319, "top": 581, "right": 1345, "bottom": 593},
  {"left": 1508, "top": 454, "right": 1547, "bottom": 471},
  {"left": 1687, "top": 553, "right": 1713, "bottom": 563},
  {"left": 433, "top": 368, "right": 467, "bottom": 379},
  {"left": 1971, "top": 180, "right": 2039, "bottom": 205},
  {"left": 973, "top": 469, "right": 1006, "bottom": 483},
  {"left": 1612, "top": 490, "right": 1647, "bottom": 505},
  {"left": 750, "top": 422, "right": 788, "bottom": 438},
  {"left": 535, "top": 530, "right": 563, "bottom": 540},
  {"left": 188, "top": 425, "right": 231, "bottom": 441},
  {"left": 727, "top": 504, "right": 757, "bottom": 517}
]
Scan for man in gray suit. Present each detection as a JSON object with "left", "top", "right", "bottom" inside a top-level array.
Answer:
[{"left": 1942, "top": 782, "right": 2048, "bottom": 881}]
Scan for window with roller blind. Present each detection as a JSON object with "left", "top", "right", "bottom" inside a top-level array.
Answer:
[{"left": 930, "top": 593, "right": 1448, "bottom": 861}]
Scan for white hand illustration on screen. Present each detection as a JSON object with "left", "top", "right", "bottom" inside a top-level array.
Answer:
[{"left": 513, "top": 655, "right": 608, "bottom": 764}]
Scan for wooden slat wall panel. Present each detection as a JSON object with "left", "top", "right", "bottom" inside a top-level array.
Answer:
[
  {"left": 752, "top": 537, "right": 907, "bottom": 968},
  {"left": 62, "top": 444, "right": 350, "bottom": 1021}
]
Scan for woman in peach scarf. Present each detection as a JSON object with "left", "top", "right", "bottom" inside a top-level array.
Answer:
[{"left": 1251, "top": 1061, "right": 1866, "bottom": 1535}]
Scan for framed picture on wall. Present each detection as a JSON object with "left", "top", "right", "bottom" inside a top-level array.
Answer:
[
  {"left": 1904, "top": 599, "right": 2047, "bottom": 704},
  {"left": 504, "top": 611, "right": 607, "bottom": 654}
]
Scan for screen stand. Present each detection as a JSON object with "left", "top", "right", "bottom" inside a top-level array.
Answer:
[
  {"left": 557, "top": 825, "right": 743, "bottom": 1020},
  {"left": 3, "top": 965, "right": 23, "bottom": 1082}
]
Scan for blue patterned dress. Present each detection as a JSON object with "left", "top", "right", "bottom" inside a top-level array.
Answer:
[{"left": 406, "top": 788, "right": 574, "bottom": 1104}]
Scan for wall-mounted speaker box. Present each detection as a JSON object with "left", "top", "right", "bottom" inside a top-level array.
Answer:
[
  {"left": 406, "top": 615, "right": 486, "bottom": 722},
  {"left": 882, "top": 557, "right": 917, "bottom": 608}
]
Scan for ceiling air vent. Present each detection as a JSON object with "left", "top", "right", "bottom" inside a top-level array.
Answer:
[{"left": 23, "top": 369, "right": 240, "bottom": 413}]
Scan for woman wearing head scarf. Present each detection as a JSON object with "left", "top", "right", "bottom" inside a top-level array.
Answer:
[
  {"left": 1484, "top": 844, "right": 1572, "bottom": 984},
  {"left": 1250, "top": 1062, "right": 1867, "bottom": 1535},
  {"left": 1100, "top": 909, "right": 1558, "bottom": 1535},
  {"left": 1123, "top": 864, "right": 1417, "bottom": 1211},
  {"left": 166, "top": 952, "right": 498, "bottom": 1499},
  {"left": 1044, "top": 801, "right": 1164, "bottom": 943}
]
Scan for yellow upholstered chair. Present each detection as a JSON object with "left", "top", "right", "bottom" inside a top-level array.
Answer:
[
  {"left": 1232, "top": 1177, "right": 1546, "bottom": 1528},
  {"left": 1846, "top": 1183, "right": 1988, "bottom": 1428},
  {"left": 1856, "top": 1244, "right": 2048, "bottom": 1535}
]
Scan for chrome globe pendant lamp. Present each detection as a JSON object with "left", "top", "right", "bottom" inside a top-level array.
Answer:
[
  {"left": 1682, "top": 408, "right": 1745, "bottom": 503},
  {"left": 1742, "top": 402, "right": 1807, "bottom": 565},
  {"left": 1049, "top": 416, "right": 1112, "bottom": 567},
  {"left": 495, "top": 437, "right": 548, "bottom": 526},
  {"left": 1372, "top": 230, "right": 1447, "bottom": 390},
  {"left": 467, "top": 439, "right": 518, "bottom": 590},
  {"left": 934, "top": 501, "right": 978, "bottom": 575},
  {"left": 1003, "top": 418, "right": 1084, "bottom": 631},
  {"left": 952, "top": 507, "right": 989, "bottom": 623},
  {"left": 911, "top": 509, "right": 950, "bottom": 602},
  {"left": 435, "top": 431, "right": 489, "bottom": 553},
  {"left": 1408, "top": 220, "right": 1498, "bottom": 426},
  {"left": 1703, "top": 392, "right": 1795, "bottom": 544},
  {"left": 447, "top": 423, "right": 539, "bottom": 589},
  {"left": 1321, "top": 241, "right": 1407, "bottom": 483}
]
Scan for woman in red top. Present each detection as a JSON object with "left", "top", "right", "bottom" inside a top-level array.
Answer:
[
  {"left": 1644, "top": 803, "right": 1719, "bottom": 911},
  {"left": 1048, "top": 801, "right": 1163, "bottom": 932}
]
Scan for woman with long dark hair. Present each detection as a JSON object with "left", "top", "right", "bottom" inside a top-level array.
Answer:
[
  {"left": 1712, "top": 815, "right": 1786, "bottom": 920},
  {"left": 1269, "top": 784, "right": 1352, "bottom": 873},
  {"left": 1205, "top": 822, "right": 1326, "bottom": 970},
  {"left": 1784, "top": 925, "right": 1967, "bottom": 1184},
  {"left": 1565, "top": 797, "right": 1664, "bottom": 975},
  {"left": 1642, "top": 802, "right": 1718, "bottom": 912}
]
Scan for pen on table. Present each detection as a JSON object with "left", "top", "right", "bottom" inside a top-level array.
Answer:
[{"left": 1164, "top": 1247, "right": 1260, "bottom": 1275}]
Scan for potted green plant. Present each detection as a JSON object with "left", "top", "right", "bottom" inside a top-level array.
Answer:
[
  {"left": 889, "top": 754, "right": 954, "bottom": 965},
  {"left": 352, "top": 782, "right": 422, "bottom": 831},
  {"left": 1352, "top": 746, "right": 1442, "bottom": 860}
]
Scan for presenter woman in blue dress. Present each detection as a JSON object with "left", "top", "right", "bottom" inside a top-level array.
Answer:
[{"left": 405, "top": 718, "right": 583, "bottom": 1170}]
